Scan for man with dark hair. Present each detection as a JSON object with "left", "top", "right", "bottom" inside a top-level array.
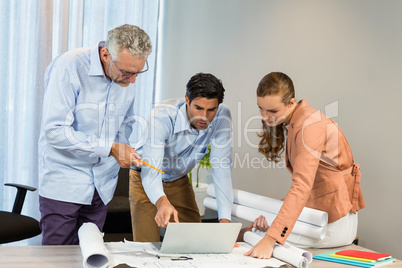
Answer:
[{"left": 129, "top": 73, "right": 234, "bottom": 242}]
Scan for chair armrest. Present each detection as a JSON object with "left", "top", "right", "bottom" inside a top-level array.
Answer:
[
  {"left": 5, "top": 183, "right": 36, "bottom": 192},
  {"left": 4, "top": 183, "right": 37, "bottom": 214}
]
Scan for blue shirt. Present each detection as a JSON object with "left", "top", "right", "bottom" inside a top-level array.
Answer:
[
  {"left": 38, "top": 42, "right": 136, "bottom": 205},
  {"left": 135, "top": 98, "right": 234, "bottom": 220}
]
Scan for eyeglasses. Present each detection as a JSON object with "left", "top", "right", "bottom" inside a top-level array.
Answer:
[{"left": 109, "top": 53, "right": 149, "bottom": 78}]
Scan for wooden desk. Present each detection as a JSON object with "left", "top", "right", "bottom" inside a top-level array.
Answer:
[
  {"left": 0, "top": 244, "right": 400, "bottom": 267},
  {"left": 0, "top": 245, "right": 82, "bottom": 268}
]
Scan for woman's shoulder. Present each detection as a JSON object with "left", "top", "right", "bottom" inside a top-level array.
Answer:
[{"left": 290, "top": 100, "right": 327, "bottom": 133}]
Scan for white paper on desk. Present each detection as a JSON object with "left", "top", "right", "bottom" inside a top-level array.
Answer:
[
  {"left": 204, "top": 196, "right": 326, "bottom": 240},
  {"left": 78, "top": 222, "right": 110, "bottom": 268},
  {"left": 105, "top": 240, "right": 287, "bottom": 268},
  {"left": 244, "top": 231, "right": 312, "bottom": 268},
  {"left": 207, "top": 184, "right": 328, "bottom": 227},
  {"left": 105, "top": 240, "right": 160, "bottom": 267}
]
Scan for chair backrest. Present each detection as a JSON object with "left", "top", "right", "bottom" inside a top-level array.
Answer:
[{"left": 0, "top": 183, "right": 41, "bottom": 244}]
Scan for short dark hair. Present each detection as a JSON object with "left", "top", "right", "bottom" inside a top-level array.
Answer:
[{"left": 186, "top": 73, "right": 225, "bottom": 104}]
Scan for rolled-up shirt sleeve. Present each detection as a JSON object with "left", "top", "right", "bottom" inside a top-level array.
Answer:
[
  {"left": 210, "top": 107, "right": 234, "bottom": 221},
  {"left": 141, "top": 111, "right": 171, "bottom": 204}
]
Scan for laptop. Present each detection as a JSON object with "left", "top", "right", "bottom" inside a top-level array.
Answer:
[{"left": 154, "top": 222, "right": 242, "bottom": 254}]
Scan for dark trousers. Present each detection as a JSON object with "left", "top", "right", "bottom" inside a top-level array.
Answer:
[
  {"left": 39, "top": 189, "right": 109, "bottom": 245},
  {"left": 129, "top": 170, "right": 201, "bottom": 242}
]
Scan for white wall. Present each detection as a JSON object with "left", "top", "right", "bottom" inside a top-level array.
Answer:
[{"left": 156, "top": 0, "right": 402, "bottom": 259}]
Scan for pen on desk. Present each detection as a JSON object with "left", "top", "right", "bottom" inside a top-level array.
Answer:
[
  {"left": 171, "top": 256, "right": 193, "bottom": 261},
  {"left": 156, "top": 255, "right": 193, "bottom": 261},
  {"left": 139, "top": 159, "right": 165, "bottom": 174}
]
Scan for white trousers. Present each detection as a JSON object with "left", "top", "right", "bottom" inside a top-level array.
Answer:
[{"left": 286, "top": 212, "right": 358, "bottom": 248}]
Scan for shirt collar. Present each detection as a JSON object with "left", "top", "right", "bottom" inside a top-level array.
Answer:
[
  {"left": 288, "top": 99, "right": 309, "bottom": 129},
  {"left": 88, "top": 41, "right": 106, "bottom": 76},
  {"left": 174, "top": 102, "right": 193, "bottom": 134}
]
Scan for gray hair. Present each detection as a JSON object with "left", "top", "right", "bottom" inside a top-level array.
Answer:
[{"left": 105, "top": 24, "right": 152, "bottom": 60}]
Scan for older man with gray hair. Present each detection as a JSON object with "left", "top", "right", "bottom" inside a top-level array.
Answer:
[{"left": 38, "top": 24, "right": 151, "bottom": 245}]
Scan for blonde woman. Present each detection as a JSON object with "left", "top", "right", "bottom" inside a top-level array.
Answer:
[{"left": 244, "top": 72, "right": 365, "bottom": 259}]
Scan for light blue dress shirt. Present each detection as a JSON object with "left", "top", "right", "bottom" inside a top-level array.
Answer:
[
  {"left": 38, "top": 41, "right": 136, "bottom": 205},
  {"left": 135, "top": 98, "right": 234, "bottom": 220}
]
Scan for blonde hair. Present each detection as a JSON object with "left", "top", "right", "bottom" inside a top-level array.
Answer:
[{"left": 257, "top": 72, "right": 295, "bottom": 162}]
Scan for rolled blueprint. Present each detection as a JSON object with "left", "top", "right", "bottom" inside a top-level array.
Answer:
[
  {"left": 244, "top": 231, "right": 311, "bottom": 268},
  {"left": 204, "top": 196, "right": 326, "bottom": 239},
  {"left": 207, "top": 184, "right": 328, "bottom": 227},
  {"left": 78, "top": 222, "right": 109, "bottom": 268},
  {"left": 253, "top": 229, "right": 313, "bottom": 263}
]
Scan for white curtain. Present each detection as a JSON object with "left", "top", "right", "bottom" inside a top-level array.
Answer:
[{"left": 0, "top": 0, "right": 159, "bottom": 246}]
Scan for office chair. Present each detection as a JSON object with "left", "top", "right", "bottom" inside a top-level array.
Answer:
[{"left": 0, "top": 183, "right": 41, "bottom": 244}]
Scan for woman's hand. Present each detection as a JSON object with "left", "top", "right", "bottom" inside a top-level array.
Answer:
[
  {"left": 244, "top": 234, "right": 276, "bottom": 259},
  {"left": 251, "top": 215, "right": 269, "bottom": 232},
  {"left": 237, "top": 215, "right": 270, "bottom": 242}
]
